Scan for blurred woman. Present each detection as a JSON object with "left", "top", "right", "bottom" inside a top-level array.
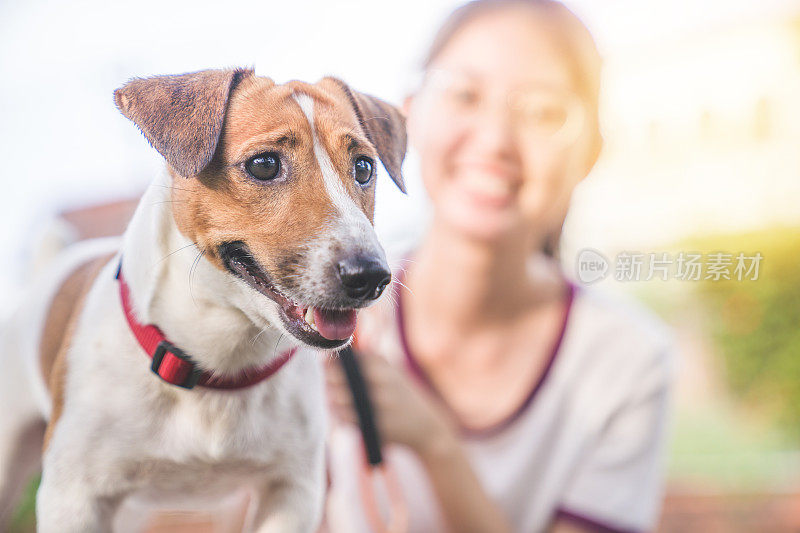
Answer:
[{"left": 325, "top": 1, "right": 674, "bottom": 532}]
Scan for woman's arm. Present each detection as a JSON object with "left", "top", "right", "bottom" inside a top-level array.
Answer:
[{"left": 415, "top": 426, "right": 514, "bottom": 533}]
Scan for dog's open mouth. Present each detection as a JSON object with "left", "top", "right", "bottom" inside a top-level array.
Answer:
[{"left": 219, "top": 242, "right": 356, "bottom": 349}]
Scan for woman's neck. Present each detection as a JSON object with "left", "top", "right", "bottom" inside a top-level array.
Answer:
[{"left": 407, "top": 218, "right": 564, "bottom": 331}]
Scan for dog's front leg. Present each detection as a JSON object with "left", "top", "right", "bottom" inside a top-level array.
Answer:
[
  {"left": 36, "top": 458, "right": 119, "bottom": 533},
  {"left": 250, "top": 474, "right": 325, "bottom": 533}
]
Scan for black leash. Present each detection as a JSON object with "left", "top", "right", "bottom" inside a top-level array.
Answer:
[
  {"left": 337, "top": 345, "right": 408, "bottom": 532},
  {"left": 338, "top": 345, "right": 383, "bottom": 465}
]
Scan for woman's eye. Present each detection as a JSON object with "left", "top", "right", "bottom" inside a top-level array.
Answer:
[
  {"left": 245, "top": 152, "right": 281, "bottom": 181},
  {"left": 353, "top": 156, "right": 374, "bottom": 185},
  {"left": 529, "top": 105, "right": 569, "bottom": 129},
  {"left": 447, "top": 86, "right": 479, "bottom": 107}
]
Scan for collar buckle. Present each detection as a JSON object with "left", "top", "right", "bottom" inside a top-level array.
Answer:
[{"left": 151, "top": 340, "right": 202, "bottom": 389}]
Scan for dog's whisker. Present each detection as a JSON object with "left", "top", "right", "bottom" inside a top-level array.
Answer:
[
  {"left": 362, "top": 114, "right": 390, "bottom": 125},
  {"left": 272, "top": 333, "right": 285, "bottom": 359},
  {"left": 383, "top": 293, "right": 398, "bottom": 310},
  {"left": 325, "top": 350, "right": 339, "bottom": 365},
  {"left": 153, "top": 242, "right": 196, "bottom": 267},
  {"left": 393, "top": 279, "right": 415, "bottom": 297},
  {"left": 150, "top": 200, "right": 187, "bottom": 207},
  {"left": 250, "top": 323, "right": 275, "bottom": 347},
  {"left": 394, "top": 264, "right": 415, "bottom": 281},
  {"left": 152, "top": 183, "right": 194, "bottom": 193},
  {"left": 188, "top": 249, "right": 206, "bottom": 307}
]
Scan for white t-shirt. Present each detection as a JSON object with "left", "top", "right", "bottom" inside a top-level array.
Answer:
[{"left": 325, "top": 274, "right": 675, "bottom": 533}]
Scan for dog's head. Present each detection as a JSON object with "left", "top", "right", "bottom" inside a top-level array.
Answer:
[{"left": 115, "top": 68, "right": 406, "bottom": 349}]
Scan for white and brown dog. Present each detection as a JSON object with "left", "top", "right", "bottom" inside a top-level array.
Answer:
[{"left": 0, "top": 68, "right": 406, "bottom": 532}]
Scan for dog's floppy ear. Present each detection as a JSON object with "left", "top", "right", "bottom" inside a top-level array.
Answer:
[
  {"left": 325, "top": 78, "right": 407, "bottom": 194},
  {"left": 114, "top": 68, "right": 253, "bottom": 177}
]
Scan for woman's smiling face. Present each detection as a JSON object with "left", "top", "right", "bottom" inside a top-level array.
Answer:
[{"left": 407, "top": 6, "right": 598, "bottom": 244}]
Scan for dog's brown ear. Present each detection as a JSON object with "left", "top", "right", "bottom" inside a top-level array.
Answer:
[
  {"left": 325, "top": 78, "right": 407, "bottom": 193},
  {"left": 114, "top": 68, "right": 253, "bottom": 177}
]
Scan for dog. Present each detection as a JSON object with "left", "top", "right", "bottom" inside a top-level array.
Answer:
[{"left": 0, "top": 67, "right": 406, "bottom": 532}]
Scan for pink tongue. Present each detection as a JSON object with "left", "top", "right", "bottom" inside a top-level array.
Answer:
[{"left": 313, "top": 308, "right": 357, "bottom": 340}]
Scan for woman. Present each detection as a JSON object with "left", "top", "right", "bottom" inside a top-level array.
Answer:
[{"left": 325, "top": 1, "right": 674, "bottom": 532}]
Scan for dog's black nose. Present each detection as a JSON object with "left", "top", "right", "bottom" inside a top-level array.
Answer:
[{"left": 337, "top": 256, "right": 391, "bottom": 301}]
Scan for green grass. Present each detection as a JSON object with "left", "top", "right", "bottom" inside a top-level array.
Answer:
[
  {"left": 9, "top": 476, "right": 38, "bottom": 533},
  {"left": 667, "top": 403, "right": 799, "bottom": 490}
]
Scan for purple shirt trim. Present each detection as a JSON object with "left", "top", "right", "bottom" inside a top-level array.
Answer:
[
  {"left": 555, "top": 507, "right": 644, "bottom": 533},
  {"left": 394, "top": 268, "right": 577, "bottom": 439}
]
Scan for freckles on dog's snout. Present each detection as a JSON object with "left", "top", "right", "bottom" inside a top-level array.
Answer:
[{"left": 335, "top": 255, "right": 391, "bottom": 302}]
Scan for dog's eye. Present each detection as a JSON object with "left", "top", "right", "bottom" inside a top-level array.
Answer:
[
  {"left": 245, "top": 152, "right": 281, "bottom": 181},
  {"left": 353, "top": 156, "right": 373, "bottom": 185}
]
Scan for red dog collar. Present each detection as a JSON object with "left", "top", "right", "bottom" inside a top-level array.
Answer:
[{"left": 116, "top": 263, "right": 296, "bottom": 390}]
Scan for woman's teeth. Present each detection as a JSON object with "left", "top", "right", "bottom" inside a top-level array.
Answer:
[{"left": 304, "top": 306, "right": 318, "bottom": 331}]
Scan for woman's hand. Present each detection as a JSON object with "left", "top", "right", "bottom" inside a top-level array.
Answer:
[
  {"left": 324, "top": 348, "right": 456, "bottom": 459},
  {"left": 325, "top": 348, "right": 515, "bottom": 533}
]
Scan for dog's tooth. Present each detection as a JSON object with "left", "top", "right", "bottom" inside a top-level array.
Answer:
[{"left": 304, "top": 306, "right": 316, "bottom": 329}]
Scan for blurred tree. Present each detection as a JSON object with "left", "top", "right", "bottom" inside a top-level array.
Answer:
[{"left": 693, "top": 227, "right": 800, "bottom": 438}]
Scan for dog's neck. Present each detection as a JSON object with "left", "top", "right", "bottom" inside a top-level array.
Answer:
[{"left": 120, "top": 172, "right": 293, "bottom": 375}]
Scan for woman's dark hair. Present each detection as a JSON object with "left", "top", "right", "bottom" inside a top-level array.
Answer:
[{"left": 422, "top": 0, "right": 602, "bottom": 259}]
